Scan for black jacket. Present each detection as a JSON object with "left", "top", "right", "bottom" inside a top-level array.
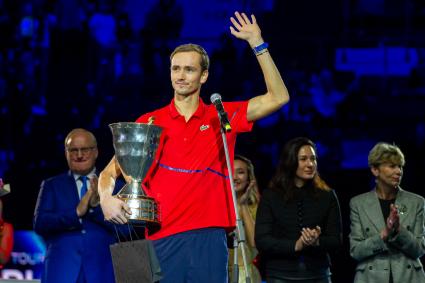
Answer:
[{"left": 255, "top": 185, "right": 342, "bottom": 279}]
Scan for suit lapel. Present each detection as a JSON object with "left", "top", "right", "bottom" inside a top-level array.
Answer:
[{"left": 364, "top": 191, "right": 386, "bottom": 232}]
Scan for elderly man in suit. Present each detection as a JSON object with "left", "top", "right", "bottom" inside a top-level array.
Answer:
[
  {"left": 349, "top": 142, "right": 425, "bottom": 283},
  {"left": 34, "top": 128, "right": 119, "bottom": 283}
]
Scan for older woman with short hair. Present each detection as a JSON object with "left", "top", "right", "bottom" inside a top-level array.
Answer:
[{"left": 349, "top": 142, "right": 425, "bottom": 283}]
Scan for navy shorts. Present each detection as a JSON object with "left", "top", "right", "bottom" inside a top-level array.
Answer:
[{"left": 153, "top": 228, "right": 228, "bottom": 283}]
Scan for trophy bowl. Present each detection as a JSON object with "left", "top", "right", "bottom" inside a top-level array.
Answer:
[{"left": 109, "top": 122, "right": 163, "bottom": 228}]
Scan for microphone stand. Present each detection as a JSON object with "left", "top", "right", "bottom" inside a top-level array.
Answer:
[{"left": 218, "top": 118, "right": 251, "bottom": 283}]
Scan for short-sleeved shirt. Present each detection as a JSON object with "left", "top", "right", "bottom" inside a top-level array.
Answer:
[{"left": 136, "top": 98, "right": 253, "bottom": 240}]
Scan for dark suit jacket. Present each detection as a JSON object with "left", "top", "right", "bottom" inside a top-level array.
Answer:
[
  {"left": 34, "top": 171, "right": 123, "bottom": 283},
  {"left": 350, "top": 188, "right": 425, "bottom": 283}
]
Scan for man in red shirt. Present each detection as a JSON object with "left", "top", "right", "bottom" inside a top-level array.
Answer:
[{"left": 99, "top": 11, "right": 289, "bottom": 283}]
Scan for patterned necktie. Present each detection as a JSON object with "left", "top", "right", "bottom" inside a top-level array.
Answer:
[{"left": 80, "top": 175, "right": 88, "bottom": 199}]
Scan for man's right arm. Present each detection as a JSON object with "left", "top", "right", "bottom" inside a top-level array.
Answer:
[{"left": 99, "top": 156, "right": 131, "bottom": 224}]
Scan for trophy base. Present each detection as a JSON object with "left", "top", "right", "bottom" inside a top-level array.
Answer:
[{"left": 115, "top": 194, "right": 160, "bottom": 226}]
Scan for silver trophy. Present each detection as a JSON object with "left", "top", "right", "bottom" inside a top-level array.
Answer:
[{"left": 109, "top": 122, "right": 163, "bottom": 227}]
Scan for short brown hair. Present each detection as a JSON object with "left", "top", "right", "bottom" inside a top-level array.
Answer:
[
  {"left": 170, "top": 43, "right": 210, "bottom": 72},
  {"left": 368, "top": 142, "right": 405, "bottom": 168}
]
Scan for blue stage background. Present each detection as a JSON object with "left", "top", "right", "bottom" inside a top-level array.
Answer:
[{"left": 1, "top": 0, "right": 425, "bottom": 281}]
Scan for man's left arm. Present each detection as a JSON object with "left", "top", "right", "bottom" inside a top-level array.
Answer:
[{"left": 230, "top": 11, "right": 290, "bottom": 122}]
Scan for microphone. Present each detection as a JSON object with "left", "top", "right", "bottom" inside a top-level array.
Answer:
[{"left": 210, "top": 93, "right": 232, "bottom": 132}]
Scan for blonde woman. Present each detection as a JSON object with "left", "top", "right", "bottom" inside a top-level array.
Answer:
[
  {"left": 229, "top": 154, "right": 261, "bottom": 283},
  {"left": 350, "top": 142, "right": 425, "bottom": 283}
]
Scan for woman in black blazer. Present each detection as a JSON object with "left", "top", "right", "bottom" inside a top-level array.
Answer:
[{"left": 255, "top": 137, "right": 342, "bottom": 283}]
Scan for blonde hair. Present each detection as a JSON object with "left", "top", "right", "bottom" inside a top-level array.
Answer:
[
  {"left": 235, "top": 155, "right": 260, "bottom": 205},
  {"left": 368, "top": 142, "right": 405, "bottom": 168}
]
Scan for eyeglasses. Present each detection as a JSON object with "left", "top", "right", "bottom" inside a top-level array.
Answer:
[{"left": 66, "top": 146, "right": 96, "bottom": 155}]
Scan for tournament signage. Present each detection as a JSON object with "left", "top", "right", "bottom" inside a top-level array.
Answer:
[{"left": 1, "top": 231, "right": 45, "bottom": 280}]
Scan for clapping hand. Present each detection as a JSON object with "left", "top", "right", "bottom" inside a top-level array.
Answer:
[
  {"left": 295, "top": 226, "right": 321, "bottom": 251},
  {"left": 239, "top": 180, "right": 256, "bottom": 205},
  {"left": 387, "top": 204, "right": 400, "bottom": 231},
  {"left": 381, "top": 204, "right": 400, "bottom": 240},
  {"left": 301, "top": 226, "right": 321, "bottom": 247},
  {"left": 76, "top": 187, "right": 93, "bottom": 217},
  {"left": 89, "top": 176, "right": 100, "bottom": 207},
  {"left": 76, "top": 176, "right": 101, "bottom": 217}
]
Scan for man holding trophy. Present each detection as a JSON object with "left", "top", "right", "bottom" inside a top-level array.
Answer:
[{"left": 99, "top": 11, "right": 290, "bottom": 283}]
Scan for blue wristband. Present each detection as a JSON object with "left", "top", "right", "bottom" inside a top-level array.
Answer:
[{"left": 253, "top": 42, "right": 269, "bottom": 55}]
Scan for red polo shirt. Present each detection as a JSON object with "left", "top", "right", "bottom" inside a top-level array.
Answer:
[{"left": 135, "top": 98, "right": 253, "bottom": 240}]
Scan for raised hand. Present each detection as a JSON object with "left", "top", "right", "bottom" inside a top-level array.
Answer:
[{"left": 230, "top": 11, "right": 263, "bottom": 47}]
